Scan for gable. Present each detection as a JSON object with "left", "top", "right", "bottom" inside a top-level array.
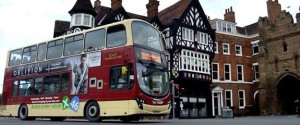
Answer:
[
  {"left": 98, "top": 7, "right": 130, "bottom": 26},
  {"left": 179, "top": 0, "right": 212, "bottom": 31}
]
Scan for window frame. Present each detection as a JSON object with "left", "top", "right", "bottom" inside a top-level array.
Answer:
[
  {"left": 251, "top": 40, "right": 259, "bottom": 55},
  {"left": 235, "top": 45, "right": 242, "bottom": 56},
  {"left": 180, "top": 49, "right": 210, "bottom": 74},
  {"left": 224, "top": 64, "right": 231, "bottom": 81},
  {"left": 238, "top": 90, "right": 246, "bottom": 109},
  {"left": 84, "top": 29, "right": 106, "bottom": 51},
  {"left": 214, "top": 42, "right": 218, "bottom": 54},
  {"left": 63, "top": 34, "right": 84, "bottom": 56},
  {"left": 106, "top": 24, "right": 127, "bottom": 48},
  {"left": 223, "top": 43, "right": 230, "bottom": 55},
  {"left": 253, "top": 63, "right": 259, "bottom": 81},
  {"left": 212, "top": 63, "right": 219, "bottom": 80},
  {"left": 237, "top": 64, "right": 244, "bottom": 81},
  {"left": 225, "top": 90, "right": 233, "bottom": 107},
  {"left": 182, "top": 27, "right": 194, "bottom": 42},
  {"left": 47, "top": 39, "right": 63, "bottom": 59},
  {"left": 109, "top": 66, "right": 129, "bottom": 90}
]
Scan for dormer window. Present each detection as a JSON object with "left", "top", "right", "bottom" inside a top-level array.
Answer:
[
  {"left": 216, "top": 20, "right": 236, "bottom": 33},
  {"left": 71, "top": 13, "right": 94, "bottom": 27}
]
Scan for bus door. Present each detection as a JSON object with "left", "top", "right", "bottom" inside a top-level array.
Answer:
[{"left": 107, "top": 65, "right": 131, "bottom": 114}]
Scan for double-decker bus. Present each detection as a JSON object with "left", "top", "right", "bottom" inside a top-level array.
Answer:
[{"left": 1, "top": 19, "right": 170, "bottom": 122}]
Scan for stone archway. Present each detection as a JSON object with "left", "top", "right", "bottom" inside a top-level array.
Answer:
[{"left": 276, "top": 73, "right": 300, "bottom": 115}]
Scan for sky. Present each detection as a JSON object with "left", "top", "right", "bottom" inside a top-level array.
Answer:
[{"left": 0, "top": 0, "right": 299, "bottom": 93}]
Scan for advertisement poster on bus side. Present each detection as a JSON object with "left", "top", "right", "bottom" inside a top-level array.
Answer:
[{"left": 12, "top": 52, "right": 101, "bottom": 79}]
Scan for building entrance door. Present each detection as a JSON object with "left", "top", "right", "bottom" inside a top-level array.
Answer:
[{"left": 211, "top": 86, "right": 223, "bottom": 117}]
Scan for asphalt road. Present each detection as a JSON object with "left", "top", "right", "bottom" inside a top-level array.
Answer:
[{"left": 0, "top": 115, "right": 300, "bottom": 125}]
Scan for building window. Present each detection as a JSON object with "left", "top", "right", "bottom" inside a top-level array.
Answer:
[
  {"left": 235, "top": 45, "right": 242, "bottom": 56},
  {"left": 252, "top": 40, "right": 259, "bottom": 55},
  {"left": 224, "top": 64, "right": 231, "bottom": 81},
  {"left": 182, "top": 28, "right": 194, "bottom": 41},
  {"left": 225, "top": 90, "right": 232, "bottom": 107},
  {"left": 180, "top": 49, "right": 210, "bottom": 74},
  {"left": 295, "top": 55, "right": 299, "bottom": 69},
  {"left": 238, "top": 90, "right": 246, "bottom": 109},
  {"left": 84, "top": 15, "right": 90, "bottom": 26},
  {"left": 214, "top": 42, "right": 218, "bottom": 53},
  {"left": 253, "top": 63, "right": 259, "bottom": 80},
  {"left": 197, "top": 32, "right": 208, "bottom": 45},
  {"left": 216, "top": 21, "right": 236, "bottom": 33},
  {"left": 75, "top": 14, "right": 82, "bottom": 25},
  {"left": 72, "top": 13, "right": 94, "bottom": 27},
  {"left": 223, "top": 43, "right": 230, "bottom": 55},
  {"left": 212, "top": 63, "right": 219, "bottom": 80},
  {"left": 283, "top": 42, "right": 287, "bottom": 52},
  {"left": 237, "top": 65, "right": 244, "bottom": 81}
]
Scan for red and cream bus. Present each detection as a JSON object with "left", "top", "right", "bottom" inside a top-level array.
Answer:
[{"left": 1, "top": 19, "right": 170, "bottom": 122}]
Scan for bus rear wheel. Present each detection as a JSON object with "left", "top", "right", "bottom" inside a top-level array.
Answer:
[
  {"left": 85, "top": 101, "right": 101, "bottom": 122},
  {"left": 18, "top": 104, "right": 35, "bottom": 120}
]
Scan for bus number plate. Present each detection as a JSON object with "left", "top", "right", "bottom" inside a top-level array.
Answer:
[{"left": 153, "top": 110, "right": 160, "bottom": 114}]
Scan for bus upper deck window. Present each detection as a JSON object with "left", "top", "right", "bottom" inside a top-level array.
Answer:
[
  {"left": 9, "top": 49, "right": 22, "bottom": 67},
  {"left": 107, "top": 25, "right": 126, "bottom": 48}
]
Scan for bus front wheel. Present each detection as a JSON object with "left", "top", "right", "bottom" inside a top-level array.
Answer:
[
  {"left": 85, "top": 101, "right": 101, "bottom": 122},
  {"left": 18, "top": 104, "right": 35, "bottom": 120}
]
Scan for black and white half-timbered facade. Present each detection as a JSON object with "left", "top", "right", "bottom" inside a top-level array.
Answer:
[
  {"left": 159, "top": 0, "right": 215, "bottom": 118},
  {"left": 53, "top": 0, "right": 215, "bottom": 118}
]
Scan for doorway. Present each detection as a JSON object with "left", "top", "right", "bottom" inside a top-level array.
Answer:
[
  {"left": 211, "top": 86, "right": 223, "bottom": 117},
  {"left": 276, "top": 74, "right": 300, "bottom": 115}
]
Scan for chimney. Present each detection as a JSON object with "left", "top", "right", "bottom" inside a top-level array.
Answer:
[
  {"left": 224, "top": 6, "right": 235, "bottom": 23},
  {"left": 267, "top": 0, "right": 282, "bottom": 21},
  {"left": 146, "top": 0, "right": 160, "bottom": 17},
  {"left": 94, "top": 0, "right": 101, "bottom": 14},
  {"left": 111, "top": 0, "right": 122, "bottom": 10}
]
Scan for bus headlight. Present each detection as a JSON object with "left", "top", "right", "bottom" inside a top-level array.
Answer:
[{"left": 135, "top": 98, "right": 145, "bottom": 110}]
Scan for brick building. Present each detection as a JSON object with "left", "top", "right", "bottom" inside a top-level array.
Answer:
[
  {"left": 209, "top": 0, "right": 300, "bottom": 116},
  {"left": 209, "top": 7, "right": 259, "bottom": 117}
]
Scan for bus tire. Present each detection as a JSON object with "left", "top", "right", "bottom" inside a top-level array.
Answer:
[
  {"left": 85, "top": 101, "right": 101, "bottom": 122},
  {"left": 18, "top": 104, "right": 35, "bottom": 120}
]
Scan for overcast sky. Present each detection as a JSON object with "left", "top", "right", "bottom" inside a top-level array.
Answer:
[{"left": 0, "top": 0, "right": 299, "bottom": 93}]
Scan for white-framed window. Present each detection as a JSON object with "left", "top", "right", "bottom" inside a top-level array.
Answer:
[
  {"left": 251, "top": 40, "right": 259, "bottom": 55},
  {"left": 253, "top": 63, "right": 259, "bottom": 81},
  {"left": 225, "top": 90, "right": 233, "bottom": 107},
  {"left": 180, "top": 49, "right": 210, "bottom": 74},
  {"left": 238, "top": 90, "right": 246, "bottom": 109},
  {"left": 197, "top": 32, "right": 208, "bottom": 45},
  {"left": 72, "top": 13, "right": 94, "bottom": 27},
  {"left": 182, "top": 28, "right": 194, "bottom": 41},
  {"left": 214, "top": 42, "right": 218, "bottom": 53},
  {"left": 216, "top": 21, "right": 236, "bottom": 33},
  {"left": 212, "top": 63, "right": 219, "bottom": 80},
  {"left": 224, "top": 64, "right": 231, "bottom": 81},
  {"left": 237, "top": 64, "right": 244, "bottom": 81},
  {"left": 223, "top": 43, "right": 230, "bottom": 55},
  {"left": 235, "top": 45, "right": 242, "bottom": 56}
]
